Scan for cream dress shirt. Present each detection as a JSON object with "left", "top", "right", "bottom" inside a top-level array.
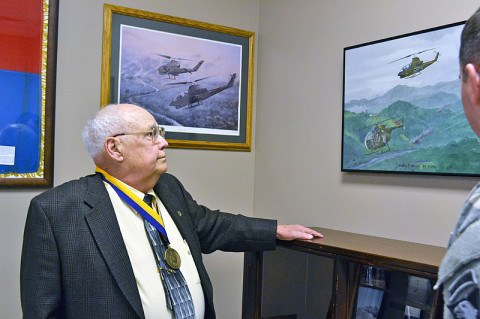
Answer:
[{"left": 104, "top": 179, "right": 205, "bottom": 319}]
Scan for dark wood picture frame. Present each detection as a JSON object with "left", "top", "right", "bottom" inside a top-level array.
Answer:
[{"left": 341, "top": 21, "right": 475, "bottom": 176}]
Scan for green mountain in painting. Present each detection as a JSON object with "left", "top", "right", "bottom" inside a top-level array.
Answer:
[{"left": 342, "top": 82, "right": 480, "bottom": 175}]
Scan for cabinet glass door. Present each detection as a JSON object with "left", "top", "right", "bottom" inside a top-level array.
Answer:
[{"left": 261, "top": 246, "right": 335, "bottom": 319}]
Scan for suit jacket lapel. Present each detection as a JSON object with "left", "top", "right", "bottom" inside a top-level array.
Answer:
[
  {"left": 154, "top": 181, "right": 206, "bottom": 273},
  {"left": 154, "top": 182, "right": 193, "bottom": 245},
  {"left": 154, "top": 180, "right": 207, "bottom": 275},
  {"left": 84, "top": 174, "right": 144, "bottom": 319}
]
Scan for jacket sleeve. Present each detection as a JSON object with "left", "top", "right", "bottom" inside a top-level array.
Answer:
[
  {"left": 193, "top": 206, "right": 278, "bottom": 254},
  {"left": 161, "top": 174, "right": 278, "bottom": 254},
  {"left": 21, "top": 198, "right": 62, "bottom": 319}
]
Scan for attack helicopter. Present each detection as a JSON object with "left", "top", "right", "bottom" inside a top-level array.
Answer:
[
  {"left": 390, "top": 49, "right": 439, "bottom": 79},
  {"left": 166, "top": 73, "right": 237, "bottom": 109},
  {"left": 156, "top": 54, "right": 204, "bottom": 79},
  {"left": 364, "top": 117, "right": 405, "bottom": 154}
]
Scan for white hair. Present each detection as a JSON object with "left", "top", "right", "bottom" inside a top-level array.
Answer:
[{"left": 81, "top": 104, "right": 130, "bottom": 160}]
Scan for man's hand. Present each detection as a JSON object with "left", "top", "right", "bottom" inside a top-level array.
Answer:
[{"left": 276, "top": 224, "right": 323, "bottom": 241}]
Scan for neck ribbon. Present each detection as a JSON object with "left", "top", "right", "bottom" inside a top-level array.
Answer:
[{"left": 96, "top": 167, "right": 170, "bottom": 243}]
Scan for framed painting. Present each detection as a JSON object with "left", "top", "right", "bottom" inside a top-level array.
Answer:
[
  {"left": 0, "top": 0, "right": 58, "bottom": 187},
  {"left": 341, "top": 21, "right": 479, "bottom": 176},
  {"left": 101, "top": 4, "right": 254, "bottom": 151}
]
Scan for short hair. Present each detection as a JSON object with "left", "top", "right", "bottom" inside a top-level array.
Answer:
[
  {"left": 82, "top": 104, "right": 129, "bottom": 160},
  {"left": 460, "top": 7, "right": 480, "bottom": 78}
]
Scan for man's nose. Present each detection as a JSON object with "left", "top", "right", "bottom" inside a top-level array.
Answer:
[{"left": 158, "top": 136, "right": 168, "bottom": 149}]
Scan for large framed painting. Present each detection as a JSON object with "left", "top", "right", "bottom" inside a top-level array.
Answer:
[
  {"left": 101, "top": 4, "right": 254, "bottom": 151},
  {"left": 341, "top": 21, "right": 478, "bottom": 176},
  {"left": 0, "top": 0, "right": 58, "bottom": 187}
]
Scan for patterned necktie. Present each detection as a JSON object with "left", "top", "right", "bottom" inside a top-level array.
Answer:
[{"left": 143, "top": 194, "right": 195, "bottom": 319}]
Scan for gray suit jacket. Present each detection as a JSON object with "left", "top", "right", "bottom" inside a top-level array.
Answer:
[{"left": 20, "top": 173, "right": 277, "bottom": 319}]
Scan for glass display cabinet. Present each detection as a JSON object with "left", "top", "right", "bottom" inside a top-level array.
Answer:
[{"left": 242, "top": 227, "right": 447, "bottom": 319}]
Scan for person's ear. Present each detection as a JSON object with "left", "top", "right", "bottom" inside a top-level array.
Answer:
[
  {"left": 104, "top": 137, "right": 124, "bottom": 162},
  {"left": 465, "top": 63, "right": 480, "bottom": 104}
]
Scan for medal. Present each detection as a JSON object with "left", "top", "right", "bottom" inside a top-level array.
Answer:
[
  {"left": 165, "top": 245, "right": 181, "bottom": 269},
  {"left": 96, "top": 168, "right": 183, "bottom": 270}
]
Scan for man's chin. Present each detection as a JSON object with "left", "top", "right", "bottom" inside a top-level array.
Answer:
[{"left": 157, "top": 164, "right": 168, "bottom": 175}]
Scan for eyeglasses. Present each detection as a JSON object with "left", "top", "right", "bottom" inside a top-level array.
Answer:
[{"left": 112, "top": 125, "right": 165, "bottom": 144}]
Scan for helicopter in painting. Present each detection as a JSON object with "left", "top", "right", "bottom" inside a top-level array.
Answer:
[
  {"left": 156, "top": 54, "right": 204, "bottom": 79},
  {"left": 167, "top": 73, "right": 237, "bottom": 109},
  {"left": 364, "top": 117, "right": 405, "bottom": 154},
  {"left": 390, "top": 49, "right": 439, "bottom": 79}
]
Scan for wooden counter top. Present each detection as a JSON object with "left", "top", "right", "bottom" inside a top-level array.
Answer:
[{"left": 278, "top": 227, "right": 447, "bottom": 276}]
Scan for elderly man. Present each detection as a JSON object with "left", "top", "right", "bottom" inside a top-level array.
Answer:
[
  {"left": 20, "top": 103, "right": 322, "bottom": 319},
  {"left": 435, "top": 7, "right": 480, "bottom": 319}
]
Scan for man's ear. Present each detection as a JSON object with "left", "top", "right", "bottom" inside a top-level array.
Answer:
[
  {"left": 465, "top": 63, "right": 480, "bottom": 104},
  {"left": 104, "top": 137, "right": 124, "bottom": 162}
]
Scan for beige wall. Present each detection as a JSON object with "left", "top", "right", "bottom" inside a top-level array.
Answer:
[
  {"left": 2, "top": 0, "right": 480, "bottom": 318},
  {"left": 1, "top": 1, "right": 258, "bottom": 318},
  {"left": 255, "top": 0, "right": 480, "bottom": 247}
]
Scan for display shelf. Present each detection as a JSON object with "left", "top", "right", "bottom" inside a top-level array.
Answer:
[{"left": 242, "top": 227, "right": 447, "bottom": 319}]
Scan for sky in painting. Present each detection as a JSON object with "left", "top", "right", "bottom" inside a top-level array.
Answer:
[
  {"left": 344, "top": 24, "right": 464, "bottom": 103},
  {"left": 119, "top": 24, "right": 241, "bottom": 78}
]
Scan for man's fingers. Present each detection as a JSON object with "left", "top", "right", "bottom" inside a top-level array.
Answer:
[{"left": 276, "top": 224, "right": 323, "bottom": 241}]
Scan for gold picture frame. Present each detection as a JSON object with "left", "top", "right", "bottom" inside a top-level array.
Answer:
[
  {"left": 0, "top": 0, "right": 58, "bottom": 187},
  {"left": 101, "top": 4, "right": 254, "bottom": 151}
]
